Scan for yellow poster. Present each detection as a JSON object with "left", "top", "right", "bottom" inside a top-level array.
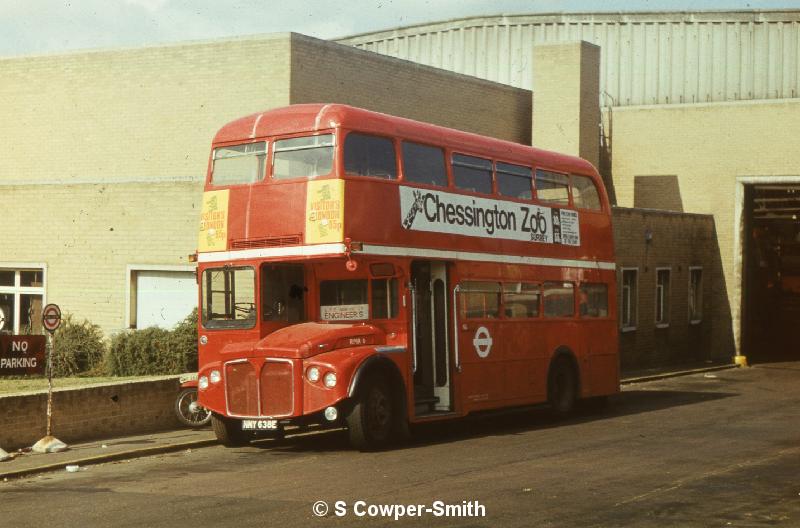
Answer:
[
  {"left": 198, "top": 190, "right": 229, "bottom": 252},
  {"left": 305, "top": 179, "right": 344, "bottom": 244}
]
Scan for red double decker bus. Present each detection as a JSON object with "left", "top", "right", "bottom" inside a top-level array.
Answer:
[{"left": 196, "top": 104, "right": 618, "bottom": 449}]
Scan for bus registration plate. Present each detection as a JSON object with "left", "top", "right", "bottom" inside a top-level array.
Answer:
[{"left": 242, "top": 419, "right": 278, "bottom": 430}]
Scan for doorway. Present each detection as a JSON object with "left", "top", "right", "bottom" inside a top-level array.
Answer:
[
  {"left": 410, "top": 260, "right": 453, "bottom": 415},
  {"left": 741, "top": 182, "right": 800, "bottom": 362}
]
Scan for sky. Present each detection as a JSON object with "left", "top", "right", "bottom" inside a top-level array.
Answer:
[{"left": 1, "top": 0, "right": 799, "bottom": 57}]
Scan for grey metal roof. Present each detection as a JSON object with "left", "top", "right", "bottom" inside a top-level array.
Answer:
[{"left": 338, "top": 11, "right": 800, "bottom": 106}]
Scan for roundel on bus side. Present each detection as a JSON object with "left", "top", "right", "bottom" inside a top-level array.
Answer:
[{"left": 473, "top": 326, "right": 493, "bottom": 358}]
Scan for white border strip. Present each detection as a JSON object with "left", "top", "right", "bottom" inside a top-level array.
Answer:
[
  {"left": 360, "top": 244, "right": 616, "bottom": 270},
  {"left": 197, "top": 243, "right": 348, "bottom": 263},
  {"left": 198, "top": 242, "right": 615, "bottom": 270}
]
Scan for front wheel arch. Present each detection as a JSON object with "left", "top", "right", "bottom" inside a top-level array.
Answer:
[{"left": 345, "top": 356, "right": 409, "bottom": 448}]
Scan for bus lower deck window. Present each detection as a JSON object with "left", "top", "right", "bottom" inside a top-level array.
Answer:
[
  {"left": 579, "top": 283, "right": 608, "bottom": 317},
  {"left": 460, "top": 281, "right": 501, "bottom": 319},
  {"left": 543, "top": 282, "right": 575, "bottom": 317},
  {"left": 201, "top": 267, "right": 256, "bottom": 328}
]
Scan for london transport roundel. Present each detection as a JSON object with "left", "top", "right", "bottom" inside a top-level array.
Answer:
[
  {"left": 473, "top": 326, "right": 493, "bottom": 358},
  {"left": 42, "top": 304, "right": 62, "bottom": 333}
]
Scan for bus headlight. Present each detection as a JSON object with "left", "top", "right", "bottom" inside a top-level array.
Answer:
[
  {"left": 198, "top": 376, "right": 209, "bottom": 390},
  {"left": 323, "top": 372, "right": 337, "bottom": 388},
  {"left": 307, "top": 366, "right": 320, "bottom": 382},
  {"left": 210, "top": 370, "right": 221, "bottom": 384}
]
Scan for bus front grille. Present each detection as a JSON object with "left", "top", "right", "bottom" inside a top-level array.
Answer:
[
  {"left": 260, "top": 361, "right": 294, "bottom": 417},
  {"left": 225, "top": 362, "right": 258, "bottom": 417}
]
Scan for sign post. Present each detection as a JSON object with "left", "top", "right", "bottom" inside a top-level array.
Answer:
[{"left": 32, "top": 304, "right": 68, "bottom": 454}]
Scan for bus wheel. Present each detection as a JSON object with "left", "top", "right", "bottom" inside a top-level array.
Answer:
[
  {"left": 548, "top": 357, "right": 577, "bottom": 416},
  {"left": 211, "top": 413, "right": 250, "bottom": 447},
  {"left": 346, "top": 376, "right": 394, "bottom": 451}
]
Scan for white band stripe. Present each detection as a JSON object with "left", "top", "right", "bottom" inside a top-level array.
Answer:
[{"left": 198, "top": 242, "right": 615, "bottom": 270}]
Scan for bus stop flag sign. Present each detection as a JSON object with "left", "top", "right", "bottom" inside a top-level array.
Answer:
[
  {"left": 42, "top": 304, "right": 62, "bottom": 334},
  {"left": 32, "top": 303, "right": 68, "bottom": 454}
]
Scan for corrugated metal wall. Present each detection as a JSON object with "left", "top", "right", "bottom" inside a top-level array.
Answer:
[{"left": 338, "top": 11, "right": 800, "bottom": 107}]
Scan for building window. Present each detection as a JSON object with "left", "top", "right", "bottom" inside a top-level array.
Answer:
[
  {"left": 128, "top": 266, "right": 197, "bottom": 329},
  {"left": 689, "top": 267, "right": 703, "bottom": 323},
  {"left": 0, "top": 266, "right": 46, "bottom": 335},
  {"left": 655, "top": 268, "right": 671, "bottom": 327},
  {"left": 620, "top": 268, "right": 638, "bottom": 330}
]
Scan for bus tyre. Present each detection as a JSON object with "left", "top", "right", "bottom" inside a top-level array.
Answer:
[
  {"left": 548, "top": 357, "right": 577, "bottom": 417},
  {"left": 211, "top": 413, "right": 250, "bottom": 447},
  {"left": 346, "top": 376, "right": 394, "bottom": 451}
]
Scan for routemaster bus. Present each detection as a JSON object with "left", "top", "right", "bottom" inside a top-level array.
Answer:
[{"left": 195, "top": 104, "right": 618, "bottom": 450}]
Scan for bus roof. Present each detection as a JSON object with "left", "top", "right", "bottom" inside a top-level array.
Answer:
[{"left": 213, "top": 104, "right": 598, "bottom": 176}]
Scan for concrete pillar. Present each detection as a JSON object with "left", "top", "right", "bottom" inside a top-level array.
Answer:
[{"left": 532, "top": 41, "right": 601, "bottom": 169}]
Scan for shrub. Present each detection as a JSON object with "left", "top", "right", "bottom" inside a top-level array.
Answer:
[
  {"left": 51, "top": 315, "right": 107, "bottom": 377},
  {"left": 107, "top": 309, "right": 198, "bottom": 376}
]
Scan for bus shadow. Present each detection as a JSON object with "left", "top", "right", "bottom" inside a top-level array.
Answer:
[{"left": 253, "top": 388, "right": 738, "bottom": 454}]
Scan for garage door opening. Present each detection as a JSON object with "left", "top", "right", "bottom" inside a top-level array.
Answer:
[{"left": 742, "top": 183, "right": 800, "bottom": 362}]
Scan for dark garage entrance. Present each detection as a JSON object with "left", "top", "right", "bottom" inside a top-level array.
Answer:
[{"left": 742, "top": 183, "right": 800, "bottom": 362}]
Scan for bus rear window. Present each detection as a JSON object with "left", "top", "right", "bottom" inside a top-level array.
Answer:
[
  {"left": 536, "top": 170, "right": 570, "bottom": 204},
  {"left": 273, "top": 134, "right": 334, "bottom": 180},
  {"left": 211, "top": 142, "right": 266, "bottom": 185},
  {"left": 201, "top": 267, "right": 256, "bottom": 329},
  {"left": 572, "top": 175, "right": 602, "bottom": 210}
]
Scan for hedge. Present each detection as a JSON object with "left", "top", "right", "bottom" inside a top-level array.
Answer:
[
  {"left": 106, "top": 309, "right": 198, "bottom": 376},
  {"left": 51, "top": 315, "right": 106, "bottom": 377}
]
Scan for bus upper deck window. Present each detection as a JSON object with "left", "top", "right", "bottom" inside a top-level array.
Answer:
[
  {"left": 273, "top": 134, "right": 334, "bottom": 180},
  {"left": 211, "top": 142, "right": 266, "bottom": 185},
  {"left": 401, "top": 141, "right": 447, "bottom": 187},
  {"left": 572, "top": 175, "right": 602, "bottom": 211},
  {"left": 344, "top": 133, "right": 397, "bottom": 179},
  {"left": 535, "top": 169, "right": 570, "bottom": 205},
  {"left": 452, "top": 154, "right": 493, "bottom": 194},
  {"left": 496, "top": 162, "right": 532, "bottom": 199}
]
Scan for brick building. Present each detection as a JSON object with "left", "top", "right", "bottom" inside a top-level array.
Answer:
[{"left": 4, "top": 10, "right": 798, "bottom": 369}]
